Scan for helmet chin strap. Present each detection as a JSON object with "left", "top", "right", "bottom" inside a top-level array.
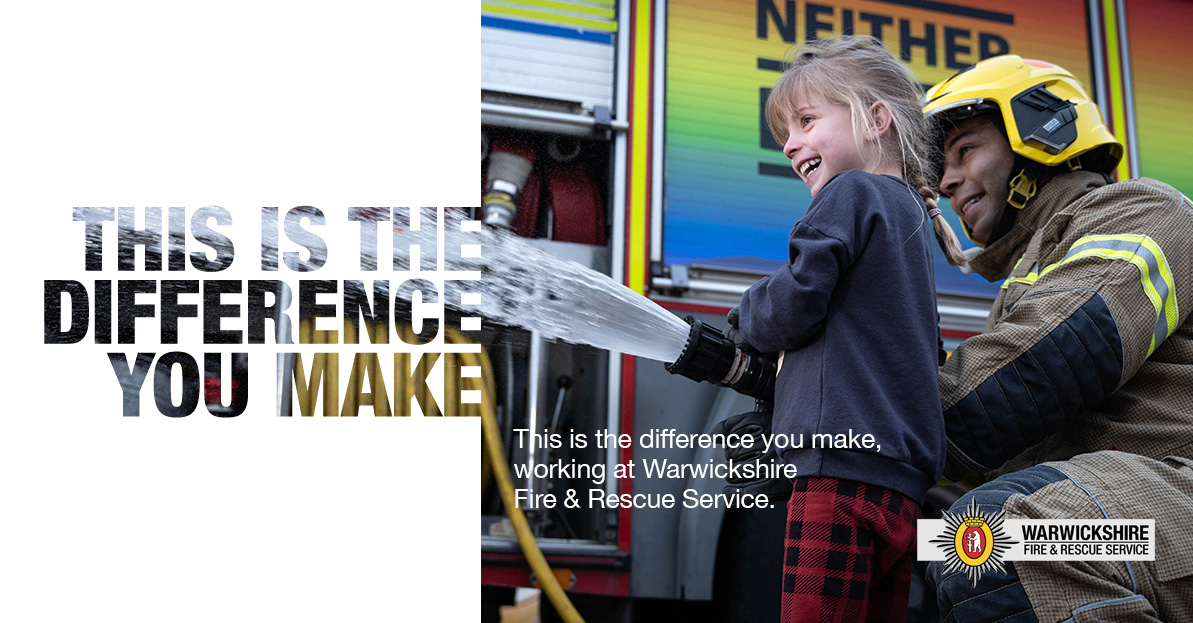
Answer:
[
  {"left": 986, "top": 194, "right": 1021, "bottom": 246},
  {"left": 1007, "top": 168, "right": 1038, "bottom": 209},
  {"left": 984, "top": 160, "right": 1044, "bottom": 246},
  {"left": 961, "top": 165, "right": 1037, "bottom": 248}
]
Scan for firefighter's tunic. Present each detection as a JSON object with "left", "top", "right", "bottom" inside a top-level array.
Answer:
[{"left": 932, "top": 170, "right": 1193, "bottom": 621}]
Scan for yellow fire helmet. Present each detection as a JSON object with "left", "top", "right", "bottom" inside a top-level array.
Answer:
[{"left": 923, "top": 55, "right": 1123, "bottom": 217}]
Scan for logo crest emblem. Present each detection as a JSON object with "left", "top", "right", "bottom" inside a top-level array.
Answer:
[{"left": 930, "top": 497, "right": 1018, "bottom": 586}]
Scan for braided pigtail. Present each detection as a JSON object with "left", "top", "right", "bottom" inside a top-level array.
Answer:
[{"left": 918, "top": 184, "right": 968, "bottom": 266}]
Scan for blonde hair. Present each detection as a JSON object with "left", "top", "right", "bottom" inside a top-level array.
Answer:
[{"left": 765, "top": 36, "right": 967, "bottom": 266}]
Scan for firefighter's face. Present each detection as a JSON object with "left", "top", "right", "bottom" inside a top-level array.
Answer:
[{"left": 939, "top": 116, "right": 1016, "bottom": 245}]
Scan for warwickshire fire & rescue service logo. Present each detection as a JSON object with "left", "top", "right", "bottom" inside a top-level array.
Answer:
[{"left": 930, "top": 497, "right": 1019, "bottom": 586}]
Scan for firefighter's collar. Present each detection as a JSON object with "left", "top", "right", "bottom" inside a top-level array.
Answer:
[{"left": 966, "top": 171, "right": 1108, "bottom": 282}]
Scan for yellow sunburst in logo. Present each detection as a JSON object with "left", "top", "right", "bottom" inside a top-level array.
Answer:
[{"left": 930, "top": 497, "right": 1018, "bottom": 586}]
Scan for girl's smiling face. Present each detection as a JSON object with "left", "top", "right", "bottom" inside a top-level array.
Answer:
[{"left": 782, "top": 92, "right": 895, "bottom": 197}]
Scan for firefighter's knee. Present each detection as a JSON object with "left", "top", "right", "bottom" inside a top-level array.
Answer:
[
  {"left": 929, "top": 559, "right": 1036, "bottom": 622},
  {"left": 925, "top": 467, "right": 1069, "bottom": 621}
]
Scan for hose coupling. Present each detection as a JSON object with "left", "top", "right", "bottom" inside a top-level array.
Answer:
[{"left": 664, "top": 316, "right": 775, "bottom": 402}]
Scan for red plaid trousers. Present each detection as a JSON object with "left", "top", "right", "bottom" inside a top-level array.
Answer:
[{"left": 781, "top": 477, "right": 919, "bottom": 623}]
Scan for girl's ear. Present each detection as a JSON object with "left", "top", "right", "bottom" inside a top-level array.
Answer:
[{"left": 867, "top": 101, "right": 893, "bottom": 140}]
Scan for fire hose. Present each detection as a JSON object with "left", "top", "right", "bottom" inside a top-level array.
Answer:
[
  {"left": 300, "top": 317, "right": 581, "bottom": 619},
  {"left": 481, "top": 376, "right": 586, "bottom": 623}
]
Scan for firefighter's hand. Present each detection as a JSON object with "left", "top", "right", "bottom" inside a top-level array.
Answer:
[{"left": 712, "top": 407, "right": 793, "bottom": 502}]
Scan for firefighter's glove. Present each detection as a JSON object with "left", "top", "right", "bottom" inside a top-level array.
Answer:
[{"left": 712, "top": 406, "right": 793, "bottom": 502}]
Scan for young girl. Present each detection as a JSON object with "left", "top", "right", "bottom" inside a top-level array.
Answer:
[{"left": 736, "top": 36, "right": 966, "bottom": 622}]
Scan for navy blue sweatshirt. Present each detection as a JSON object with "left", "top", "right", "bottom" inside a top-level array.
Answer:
[{"left": 739, "top": 170, "right": 945, "bottom": 503}]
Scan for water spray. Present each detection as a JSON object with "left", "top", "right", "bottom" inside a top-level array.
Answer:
[
  {"left": 664, "top": 316, "right": 776, "bottom": 403},
  {"left": 395, "top": 209, "right": 771, "bottom": 399}
]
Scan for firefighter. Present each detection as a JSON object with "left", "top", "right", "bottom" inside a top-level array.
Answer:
[{"left": 923, "top": 55, "right": 1193, "bottom": 621}]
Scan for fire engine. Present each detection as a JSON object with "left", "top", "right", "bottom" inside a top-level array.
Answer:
[{"left": 475, "top": 0, "right": 1188, "bottom": 620}]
